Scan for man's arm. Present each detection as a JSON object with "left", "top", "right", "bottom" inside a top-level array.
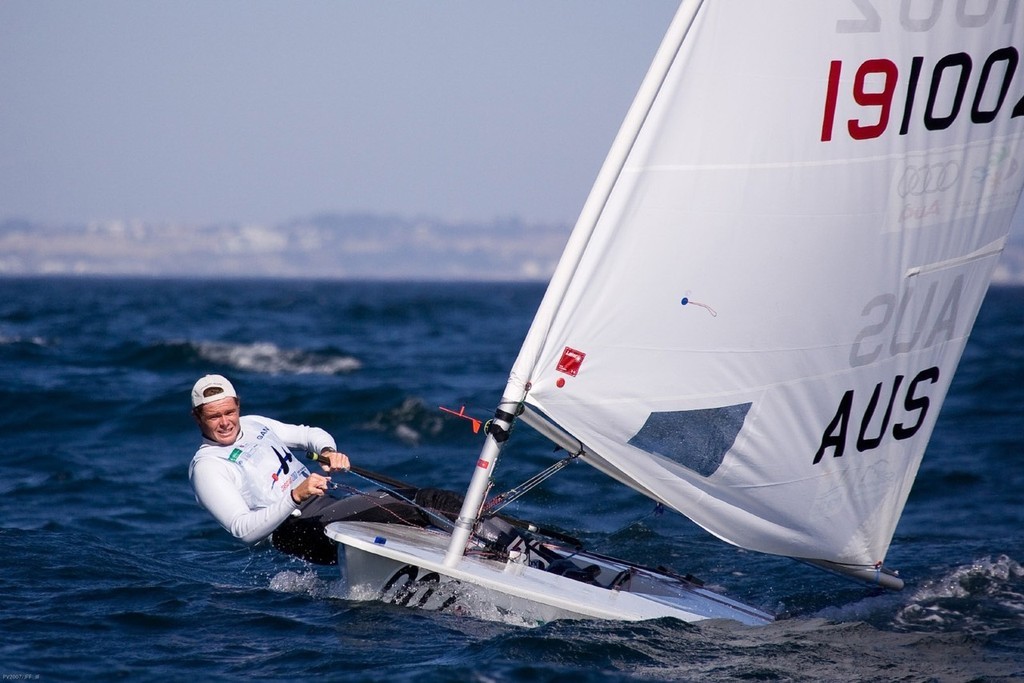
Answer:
[
  {"left": 251, "top": 414, "right": 337, "bottom": 455},
  {"left": 190, "top": 458, "right": 297, "bottom": 544}
]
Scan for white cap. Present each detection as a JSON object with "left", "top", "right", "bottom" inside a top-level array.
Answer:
[{"left": 191, "top": 374, "right": 238, "bottom": 409}]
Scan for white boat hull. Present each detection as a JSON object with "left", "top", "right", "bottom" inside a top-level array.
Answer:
[{"left": 325, "top": 520, "right": 773, "bottom": 626}]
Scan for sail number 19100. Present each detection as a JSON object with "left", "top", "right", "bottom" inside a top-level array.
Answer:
[{"left": 820, "top": 46, "right": 1022, "bottom": 142}]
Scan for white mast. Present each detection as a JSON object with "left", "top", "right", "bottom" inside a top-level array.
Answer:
[{"left": 443, "top": 0, "right": 707, "bottom": 568}]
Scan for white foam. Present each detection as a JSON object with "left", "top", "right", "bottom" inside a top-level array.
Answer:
[
  {"left": 268, "top": 569, "right": 347, "bottom": 599},
  {"left": 195, "top": 340, "right": 362, "bottom": 375}
]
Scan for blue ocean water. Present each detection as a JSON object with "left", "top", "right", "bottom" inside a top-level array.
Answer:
[{"left": 1, "top": 277, "right": 1022, "bottom": 682}]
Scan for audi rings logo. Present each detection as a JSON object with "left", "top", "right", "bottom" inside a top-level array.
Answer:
[{"left": 897, "top": 161, "right": 960, "bottom": 197}]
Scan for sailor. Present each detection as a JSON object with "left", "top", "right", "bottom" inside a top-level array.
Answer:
[{"left": 189, "top": 373, "right": 458, "bottom": 565}]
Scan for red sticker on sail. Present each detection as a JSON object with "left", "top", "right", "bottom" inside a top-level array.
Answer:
[{"left": 556, "top": 347, "right": 586, "bottom": 376}]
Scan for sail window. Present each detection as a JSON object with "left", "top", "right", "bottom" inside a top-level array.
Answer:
[{"left": 627, "top": 403, "right": 752, "bottom": 477}]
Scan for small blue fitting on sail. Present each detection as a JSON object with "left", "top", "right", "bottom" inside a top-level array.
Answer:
[{"left": 680, "top": 296, "right": 717, "bottom": 316}]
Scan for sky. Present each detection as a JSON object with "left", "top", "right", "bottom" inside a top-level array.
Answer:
[{"left": 0, "top": 1, "right": 680, "bottom": 227}]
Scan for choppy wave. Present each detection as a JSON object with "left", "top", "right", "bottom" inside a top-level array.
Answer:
[
  {"left": 362, "top": 397, "right": 448, "bottom": 446},
  {"left": 192, "top": 340, "right": 362, "bottom": 375},
  {"left": 893, "top": 555, "right": 1024, "bottom": 634},
  {"left": 804, "top": 555, "right": 1024, "bottom": 637},
  {"left": 0, "top": 332, "right": 48, "bottom": 346}
]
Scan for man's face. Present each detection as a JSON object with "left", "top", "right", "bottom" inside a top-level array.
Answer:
[{"left": 195, "top": 397, "right": 241, "bottom": 445}]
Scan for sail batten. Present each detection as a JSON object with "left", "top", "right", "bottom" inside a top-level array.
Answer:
[
  {"left": 906, "top": 237, "right": 1007, "bottom": 277},
  {"left": 504, "top": 0, "right": 1024, "bottom": 573}
]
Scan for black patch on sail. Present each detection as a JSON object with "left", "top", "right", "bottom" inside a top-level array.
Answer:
[{"left": 627, "top": 403, "right": 752, "bottom": 477}]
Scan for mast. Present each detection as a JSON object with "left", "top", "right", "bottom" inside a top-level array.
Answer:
[{"left": 443, "top": 0, "right": 707, "bottom": 568}]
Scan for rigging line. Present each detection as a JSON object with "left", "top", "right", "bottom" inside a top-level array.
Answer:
[
  {"left": 346, "top": 469, "right": 456, "bottom": 532},
  {"left": 484, "top": 449, "right": 583, "bottom": 514},
  {"left": 307, "top": 453, "right": 457, "bottom": 532},
  {"left": 326, "top": 472, "right": 456, "bottom": 532},
  {"left": 325, "top": 480, "right": 440, "bottom": 528}
]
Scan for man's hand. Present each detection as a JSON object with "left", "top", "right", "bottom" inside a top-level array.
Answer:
[
  {"left": 291, "top": 473, "right": 331, "bottom": 504},
  {"left": 318, "top": 449, "right": 350, "bottom": 473}
]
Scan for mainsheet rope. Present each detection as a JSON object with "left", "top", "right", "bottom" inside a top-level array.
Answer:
[{"left": 307, "top": 453, "right": 457, "bottom": 531}]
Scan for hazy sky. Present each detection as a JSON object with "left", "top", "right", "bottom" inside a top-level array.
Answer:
[{"left": 0, "top": 1, "right": 679, "bottom": 226}]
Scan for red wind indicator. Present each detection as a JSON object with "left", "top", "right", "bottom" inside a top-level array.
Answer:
[{"left": 439, "top": 405, "right": 483, "bottom": 434}]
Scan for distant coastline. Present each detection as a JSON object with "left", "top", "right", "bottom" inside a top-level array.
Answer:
[
  {"left": 2, "top": 213, "right": 1023, "bottom": 283},
  {"left": 0, "top": 214, "right": 569, "bottom": 282}
]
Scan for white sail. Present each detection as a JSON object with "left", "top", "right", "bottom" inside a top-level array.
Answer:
[{"left": 506, "top": 0, "right": 1024, "bottom": 571}]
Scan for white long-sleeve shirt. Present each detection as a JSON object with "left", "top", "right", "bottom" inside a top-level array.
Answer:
[{"left": 188, "top": 414, "right": 337, "bottom": 544}]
